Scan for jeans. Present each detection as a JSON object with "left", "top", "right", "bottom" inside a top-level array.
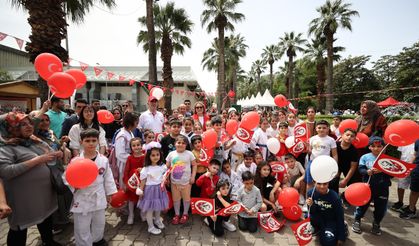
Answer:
[
  {"left": 354, "top": 185, "right": 389, "bottom": 224},
  {"left": 238, "top": 216, "right": 258, "bottom": 233}
]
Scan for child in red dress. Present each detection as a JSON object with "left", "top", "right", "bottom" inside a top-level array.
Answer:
[{"left": 123, "top": 137, "right": 145, "bottom": 224}]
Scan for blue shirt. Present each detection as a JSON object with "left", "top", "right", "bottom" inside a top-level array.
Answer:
[
  {"left": 45, "top": 109, "right": 67, "bottom": 138},
  {"left": 359, "top": 152, "right": 391, "bottom": 187}
]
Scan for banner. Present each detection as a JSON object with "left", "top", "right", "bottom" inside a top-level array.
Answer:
[
  {"left": 294, "top": 122, "right": 308, "bottom": 142},
  {"left": 291, "top": 218, "right": 312, "bottom": 246},
  {"left": 191, "top": 198, "right": 215, "bottom": 216},
  {"left": 373, "top": 153, "right": 416, "bottom": 178},
  {"left": 235, "top": 127, "right": 254, "bottom": 144},
  {"left": 258, "top": 212, "right": 285, "bottom": 233},
  {"left": 216, "top": 201, "right": 245, "bottom": 217},
  {"left": 270, "top": 161, "right": 286, "bottom": 182},
  {"left": 199, "top": 148, "right": 214, "bottom": 168}
]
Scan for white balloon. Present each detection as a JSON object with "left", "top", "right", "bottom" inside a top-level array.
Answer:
[
  {"left": 310, "top": 155, "right": 338, "bottom": 183},
  {"left": 151, "top": 88, "right": 164, "bottom": 100},
  {"left": 285, "top": 136, "right": 296, "bottom": 148},
  {"left": 267, "top": 138, "right": 281, "bottom": 154}
]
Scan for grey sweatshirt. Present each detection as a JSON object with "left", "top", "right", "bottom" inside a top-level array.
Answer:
[{"left": 236, "top": 185, "right": 262, "bottom": 218}]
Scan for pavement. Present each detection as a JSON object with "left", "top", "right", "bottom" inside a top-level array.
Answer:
[{"left": 1, "top": 181, "right": 418, "bottom": 246}]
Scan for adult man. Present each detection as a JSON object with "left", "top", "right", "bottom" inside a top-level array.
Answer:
[
  {"left": 137, "top": 96, "right": 164, "bottom": 133},
  {"left": 91, "top": 99, "right": 101, "bottom": 111},
  {"left": 184, "top": 99, "right": 193, "bottom": 117},
  {"left": 45, "top": 96, "right": 67, "bottom": 138},
  {"left": 61, "top": 99, "right": 88, "bottom": 137},
  {"left": 178, "top": 103, "right": 187, "bottom": 117}
]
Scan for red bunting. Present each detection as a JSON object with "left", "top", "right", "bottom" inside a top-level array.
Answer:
[
  {"left": 217, "top": 201, "right": 245, "bottom": 216},
  {"left": 80, "top": 62, "right": 88, "bottom": 71},
  {"left": 258, "top": 212, "right": 285, "bottom": 233},
  {"left": 148, "top": 84, "right": 153, "bottom": 90},
  {"left": 15, "top": 38, "right": 24, "bottom": 50},
  {"left": 191, "top": 198, "right": 215, "bottom": 216},
  {"left": 373, "top": 153, "right": 416, "bottom": 178},
  {"left": 93, "top": 67, "right": 103, "bottom": 76},
  {"left": 118, "top": 75, "right": 126, "bottom": 81},
  {"left": 0, "top": 32, "right": 7, "bottom": 41},
  {"left": 170, "top": 88, "right": 174, "bottom": 93},
  {"left": 291, "top": 218, "right": 312, "bottom": 246},
  {"left": 140, "top": 82, "right": 144, "bottom": 87},
  {"left": 107, "top": 72, "right": 114, "bottom": 80},
  {"left": 129, "top": 79, "right": 135, "bottom": 86}
]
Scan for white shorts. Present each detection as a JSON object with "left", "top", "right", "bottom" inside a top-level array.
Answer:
[{"left": 398, "top": 176, "right": 411, "bottom": 190}]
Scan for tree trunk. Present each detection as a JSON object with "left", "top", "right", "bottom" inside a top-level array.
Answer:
[
  {"left": 325, "top": 32, "right": 334, "bottom": 113},
  {"left": 25, "top": 0, "right": 68, "bottom": 102},
  {"left": 216, "top": 15, "right": 227, "bottom": 113},
  {"left": 316, "top": 60, "right": 326, "bottom": 111},
  {"left": 161, "top": 34, "right": 173, "bottom": 113},
  {"left": 146, "top": 0, "right": 158, "bottom": 85},
  {"left": 230, "top": 63, "right": 237, "bottom": 105},
  {"left": 269, "top": 60, "right": 274, "bottom": 91},
  {"left": 288, "top": 55, "right": 294, "bottom": 98}
]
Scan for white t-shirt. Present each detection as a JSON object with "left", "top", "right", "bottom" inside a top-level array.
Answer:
[
  {"left": 68, "top": 123, "right": 107, "bottom": 151},
  {"left": 138, "top": 110, "right": 164, "bottom": 133},
  {"left": 398, "top": 143, "right": 415, "bottom": 162},
  {"left": 140, "top": 165, "right": 168, "bottom": 185},
  {"left": 236, "top": 162, "right": 257, "bottom": 181},
  {"left": 266, "top": 126, "right": 279, "bottom": 138},
  {"left": 309, "top": 135, "right": 337, "bottom": 160},
  {"left": 166, "top": 150, "right": 196, "bottom": 185}
]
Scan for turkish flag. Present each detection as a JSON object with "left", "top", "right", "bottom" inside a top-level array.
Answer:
[
  {"left": 80, "top": 62, "right": 88, "bottom": 71},
  {"left": 0, "top": 32, "right": 7, "bottom": 41},
  {"left": 199, "top": 148, "right": 214, "bottom": 168},
  {"left": 294, "top": 122, "right": 308, "bottom": 142},
  {"left": 291, "top": 218, "right": 313, "bottom": 246},
  {"left": 235, "top": 127, "right": 254, "bottom": 144},
  {"left": 258, "top": 212, "right": 285, "bottom": 233},
  {"left": 15, "top": 38, "right": 24, "bottom": 50},
  {"left": 126, "top": 168, "right": 142, "bottom": 192},
  {"left": 217, "top": 201, "right": 245, "bottom": 217},
  {"left": 191, "top": 198, "right": 215, "bottom": 216},
  {"left": 118, "top": 75, "right": 126, "bottom": 81},
  {"left": 373, "top": 153, "right": 416, "bottom": 178},
  {"left": 93, "top": 67, "right": 103, "bottom": 76},
  {"left": 129, "top": 79, "right": 136, "bottom": 86}
]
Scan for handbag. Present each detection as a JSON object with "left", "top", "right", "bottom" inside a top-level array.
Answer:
[{"left": 46, "top": 163, "right": 70, "bottom": 195}]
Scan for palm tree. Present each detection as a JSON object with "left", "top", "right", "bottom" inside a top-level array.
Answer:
[
  {"left": 309, "top": 0, "right": 359, "bottom": 112},
  {"left": 201, "top": 0, "right": 245, "bottom": 111},
  {"left": 251, "top": 60, "right": 266, "bottom": 94},
  {"left": 146, "top": 0, "right": 158, "bottom": 86},
  {"left": 9, "top": 0, "right": 115, "bottom": 102},
  {"left": 262, "top": 44, "right": 283, "bottom": 91},
  {"left": 277, "top": 31, "right": 306, "bottom": 98},
  {"left": 305, "top": 36, "right": 345, "bottom": 110},
  {"left": 138, "top": 2, "right": 193, "bottom": 111}
]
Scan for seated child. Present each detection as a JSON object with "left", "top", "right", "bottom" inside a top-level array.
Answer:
[
  {"left": 196, "top": 159, "right": 221, "bottom": 198},
  {"left": 284, "top": 154, "right": 305, "bottom": 204},
  {"left": 254, "top": 161, "right": 281, "bottom": 212},
  {"left": 219, "top": 160, "right": 242, "bottom": 201},
  {"left": 237, "top": 150, "right": 257, "bottom": 181}
]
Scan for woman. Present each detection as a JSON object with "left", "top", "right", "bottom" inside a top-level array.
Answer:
[
  {"left": 68, "top": 105, "right": 107, "bottom": 157},
  {"left": 192, "top": 101, "right": 210, "bottom": 131},
  {"left": 103, "top": 107, "right": 123, "bottom": 141},
  {"left": 0, "top": 112, "right": 62, "bottom": 246},
  {"left": 356, "top": 100, "right": 387, "bottom": 137}
]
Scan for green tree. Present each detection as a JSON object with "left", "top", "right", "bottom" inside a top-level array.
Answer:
[
  {"left": 138, "top": 2, "right": 193, "bottom": 111},
  {"left": 146, "top": 0, "right": 158, "bottom": 86},
  {"left": 201, "top": 0, "right": 245, "bottom": 111},
  {"left": 9, "top": 0, "right": 115, "bottom": 102},
  {"left": 278, "top": 31, "right": 306, "bottom": 98},
  {"left": 309, "top": 0, "right": 359, "bottom": 112},
  {"left": 262, "top": 44, "right": 282, "bottom": 91},
  {"left": 251, "top": 59, "right": 266, "bottom": 94}
]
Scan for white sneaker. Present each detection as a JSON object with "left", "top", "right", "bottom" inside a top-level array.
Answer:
[
  {"left": 299, "top": 194, "right": 305, "bottom": 205},
  {"left": 127, "top": 214, "right": 134, "bottom": 225},
  {"left": 223, "top": 221, "right": 237, "bottom": 232},
  {"left": 203, "top": 217, "right": 209, "bottom": 226},
  {"left": 148, "top": 226, "right": 162, "bottom": 235},
  {"left": 154, "top": 218, "right": 165, "bottom": 229}
]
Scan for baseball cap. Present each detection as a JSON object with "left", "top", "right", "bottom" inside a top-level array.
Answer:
[{"left": 148, "top": 96, "right": 158, "bottom": 102}]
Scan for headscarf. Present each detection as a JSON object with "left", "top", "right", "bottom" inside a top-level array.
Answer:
[
  {"left": 0, "top": 112, "right": 41, "bottom": 146},
  {"left": 359, "top": 100, "right": 381, "bottom": 126}
]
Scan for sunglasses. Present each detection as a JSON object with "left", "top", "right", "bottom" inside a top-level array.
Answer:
[
  {"left": 196, "top": 106, "right": 203, "bottom": 109},
  {"left": 122, "top": 104, "right": 128, "bottom": 107}
]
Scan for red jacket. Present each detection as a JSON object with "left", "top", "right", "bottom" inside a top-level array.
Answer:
[
  {"left": 192, "top": 114, "right": 210, "bottom": 131},
  {"left": 196, "top": 174, "right": 219, "bottom": 198}
]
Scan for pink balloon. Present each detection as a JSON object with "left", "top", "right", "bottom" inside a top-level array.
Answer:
[
  {"left": 65, "top": 69, "right": 87, "bottom": 89},
  {"left": 34, "top": 53, "right": 63, "bottom": 80},
  {"left": 47, "top": 72, "right": 76, "bottom": 98},
  {"left": 97, "top": 110, "right": 115, "bottom": 124},
  {"left": 65, "top": 158, "right": 98, "bottom": 188},
  {"left": 384, "top": 120, "right": 419, "bottom": 147}
]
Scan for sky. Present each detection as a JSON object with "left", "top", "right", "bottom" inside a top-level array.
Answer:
[{"left": 1, "top": 0, "right": 419, "bottom": 93}]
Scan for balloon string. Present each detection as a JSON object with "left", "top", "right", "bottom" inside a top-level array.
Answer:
[
  {"left": 307, "top": 182, "right": 316, "bottom": 218},
  {"left": 48, "top": 92, "right": 55, "bottom": 101}
]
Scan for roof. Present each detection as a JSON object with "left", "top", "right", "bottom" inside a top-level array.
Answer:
[{"left": 377, "top": 97, "right": 403, "bottom": 107}]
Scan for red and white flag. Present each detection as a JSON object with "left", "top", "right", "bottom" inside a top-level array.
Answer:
[
  {"left": 79, "top": 62, "right": 88, "bottom": 71},
  {"left": 199, "top": 148, "right": 214, "bottom": 168},
  {"left": 373, "top": 153, "right": 416, "bottom": 178},
  {"left": 191, "top": 198, "right": 215, "bottom": 216},
  {"left": 0, "top": 32, "right": 7, "bottom": 41},
  {"left": 217, "top": 201, "right": 245, "bottom": 217},
  {"left": 235, "top": 127, "right": 254, "bottom": 144},
  {"left": 15, "top": 38, "right": 24, "bottom": 50},
  {"left": 93, "top": 67, "right": 103, "bottom": 76},
  {"left": 118, "top": 75, "right": 126, "bottom": 81},
  {"left": 258, "top": 212, "right": 285, "bottom": 233},
  {"left": 294, "top": 122, "right": 308, "bottom": 142},
  {"left": 107, "top": 72, "right": 114, "bottom": 80},
  {"left": 287, "top": 138, "right": 306, "bottom": 158},
  {"left": 129, "top": 79, "right": 136, "bottom": 86},
  {"left": 155, "top": 132, "right": 167, "bottom": 142},
  {"left": 288, "top": 101, "right": 297, "bottom": 114},
  {"left": 291, "top": 218, "right": 313, "bottom": 246},
  {"left": 126, "top": 168, "right": 142, "bottom": 192},
  {"left": 160, "top": 167, "right": 172, "bottom": 190},
  {"left": 270, "top": 161, "right": 286, "bottom": 182}
]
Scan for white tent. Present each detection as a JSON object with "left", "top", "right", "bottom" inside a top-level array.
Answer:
[
  {"left": 254, "top": 92, "right": 263, "bottom": 105},
  {"left": 260, "top": 89, "right": 276, "bottom": 106}
]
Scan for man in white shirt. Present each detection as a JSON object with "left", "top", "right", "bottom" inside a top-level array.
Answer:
[{"left": 137, "top": 96, "right": 164, "bottom": 133}]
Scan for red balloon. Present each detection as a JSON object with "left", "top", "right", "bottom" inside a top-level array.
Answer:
[
  {"left": 274, "top": 94, "right": 288, "bottom": 107},
  {"left": 65, "top": 69, "right": 87, "bottom": 89},
  {"left": 228, "top": 90, "right": 235, "bottom": 98},
  {"left": 344, "top": 182, "right": 371, "bottom": 207},
  {"left": 384, "top": 120, "right": 419, "bottom": 147},
  {"left": 240, "top": 111, "right": 260, "bottom": 130},
  {"left": 283, "top": 205, "right": 302, "bottom": 221},
  {"left": 352, "top": 132, "right": 369, "bottom": 149},
  {"left": 65, "top": 158, "right": 98, "bottom": 188},
  {"left": 110, "top": 190, "right": 129, "bottom": 208},
  {"left": 97, "top": 110, "right": 115, "bottom": 124},
  {"left": 277, "top": 187, "right": 299, "bottom": 207},
  {"left": 339, "top": 119, "right": 358, "bottom": 133},
  {"left": 34, "top": 53, "right": 63, "bottom": 80},
  {"left": 226, "top": 120, "right": 239, "bottom": 136},
  {"left": 202, "top": 129, "right": 218, "bottom": 149},
  {"left": 47, "top": 72, "right": 76, "bottom": 98}
]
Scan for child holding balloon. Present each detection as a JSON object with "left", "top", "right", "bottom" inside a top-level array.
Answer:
[
  {"left": 66, "top": 129, "right": 117, "bottom": 246},
  {"left": 137, "top": 142, "right": 168, "bottom": 235}
]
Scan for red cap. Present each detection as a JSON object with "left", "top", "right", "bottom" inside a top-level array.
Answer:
[{"left": 148, "top": 96, "right": 158, "bottom": 102}]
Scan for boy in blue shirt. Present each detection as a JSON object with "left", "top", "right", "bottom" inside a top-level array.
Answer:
[{"left": 352, "top": 136, "right": 391, "bottom": 236}]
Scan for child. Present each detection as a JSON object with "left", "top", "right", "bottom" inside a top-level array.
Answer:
[
  {"left": 137, "top": 142, "right": 168, "bottom": 235},
  {"left": 330, "top": 115, "right": 342, "bottom": 138},
  {"left": 196, "top": 159, "right": 221, "bottom": 198},
  {"left": 254, "top": 151, "right": 264, "bottom": 166},
  {"left": 161, "top": 119, "right": 183, "bottom": 159},
  {"left": 276, "top": 122, "right": 289, "bottom": 159},
  {"left": 254, "top": 161, "right": 281, "bottom": 212},
  {"left": 181, "top": 117, "right": 194, "bottom": 144},
  {"left": 250, "top": 117, "right": 270, "bottom": 160},
  {"left": 219, "top": 160, "right": 242, "bottom": 200},
  {"left": 123, "top": 137, "right": 145, "bottom": 224},
  {"left": 352, "top": 137, "right": 391, "bottom": 236},
  {"left": 204, "top": 179, "right": 237, "bottom": 236},
  {"left": 143, "top": 129, "right": 155, "bottom": 145},
  {"left": 193, "top": 121, "right": 203, "bottom": 135},
  {"left": 191, "top": 135, "right": 206, "bottom": 197},
  {"left": 266, "top": 116, "right": 279, "bottom": 138},
  {"left": 236, "top": 151, "right": 257, "bottom": 180},
  {"left": 66, "top": 129, "right": 117, "bottom": 246},
  {"left": 166, "top": 135, "right": 197, "bottom": 224},
  {"left": 306, "top": 181, "right": 347, "bottom": 246},
  {"left": 237, "top": 171, "right": 262, "bottom": 233},
  {"left": 226, "top": 136, "right": 248, "bottom": 172},
  {"left": 284, "top": 154, "right": 305, "bottom": 204},
  {"left": 211, "top": 116, "right": 225, "bottom": 163},
  {"left": 306, "top": 120, "right": 338, "bottom": 191}
]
